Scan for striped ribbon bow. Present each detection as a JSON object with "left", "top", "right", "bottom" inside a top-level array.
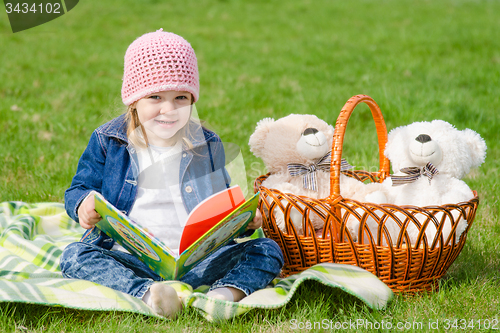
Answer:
[
  {"left": 391, "top": 162, "right": 439, "bottom": 186},
  {"left": 287, "top": 152, "right": 353, "bottom": 191}
]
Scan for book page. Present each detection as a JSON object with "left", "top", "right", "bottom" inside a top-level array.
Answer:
[
  {"left": 178, "top": 185, "right": 245, "bottom": 253},
  {"left": 93, "top": 193, "right": 178, "bottom": 280},
  {"left": 175, "top": 192, "right": 259, "bottom": 278}
]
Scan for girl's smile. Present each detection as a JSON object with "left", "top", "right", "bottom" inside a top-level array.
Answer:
[{"left": 155, "top": 119, "right": 179, "bottom": 127}]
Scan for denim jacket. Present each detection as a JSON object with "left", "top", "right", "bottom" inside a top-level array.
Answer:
[{"left": 65, "top": 114, "right": 230, "bottom": 249}]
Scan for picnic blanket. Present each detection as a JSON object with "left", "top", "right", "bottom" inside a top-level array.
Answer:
[{"left": 0, "top": 201, "right": 394, "bottom": 322}]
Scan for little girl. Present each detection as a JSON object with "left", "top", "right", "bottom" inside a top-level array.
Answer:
[{"left": 60, "top": 30, "right": 284, "bottom": 318}]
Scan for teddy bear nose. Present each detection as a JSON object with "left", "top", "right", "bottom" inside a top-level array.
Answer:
[
  {"left": 303, "top": 128, "right": 319, "bottom": 136},
  {"left": 415, "top": 134, "right": 432, "bottom": 143}
]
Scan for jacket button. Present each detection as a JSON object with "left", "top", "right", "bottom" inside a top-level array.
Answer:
[
  {"left": 185, "top": 186, "right": 193, "bottom": 193},
  {"left": 182, "top": 153, "right": 187, "bottom": 158}
]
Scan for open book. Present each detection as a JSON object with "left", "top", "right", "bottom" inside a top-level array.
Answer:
[{"left": 93, "top": 186, "right": 259, "bottom": 280}]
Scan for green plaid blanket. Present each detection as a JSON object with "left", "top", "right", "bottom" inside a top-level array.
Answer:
[{"left": 0, "top": 201, "right": 393, "bottom": 322}]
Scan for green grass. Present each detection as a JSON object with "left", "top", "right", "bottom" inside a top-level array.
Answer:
[{"left": 1, "top": 0, "right": 500, "bottom": 331}]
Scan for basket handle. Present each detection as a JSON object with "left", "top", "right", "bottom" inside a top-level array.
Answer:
[{"left": 328, "top": 95, "right": 390, "bottom": 202}]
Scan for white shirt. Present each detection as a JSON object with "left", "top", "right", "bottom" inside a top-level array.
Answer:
[{"left": 112, "top": 141, "right": 188, "bottom": 256}]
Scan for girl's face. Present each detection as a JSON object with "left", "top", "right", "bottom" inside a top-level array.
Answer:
[{"left": 135, "top": 90, "right": 192, "bottom": 147}]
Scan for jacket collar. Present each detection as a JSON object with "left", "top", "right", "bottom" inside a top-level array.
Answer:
[{"left": 97, "top": 114, "right": 129, "bottom": 143}]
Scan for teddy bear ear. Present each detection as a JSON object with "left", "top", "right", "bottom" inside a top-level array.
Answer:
[
  {"left": 463, "top": 128, "right": 487, "bottom": 168},
  {"left": 248, "top": 118, "right": 275, "bottom": 158}
]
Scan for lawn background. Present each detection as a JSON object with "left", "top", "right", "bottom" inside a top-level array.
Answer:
[{"left": 1, "top": 0, "right": 499, "bottom": 332}]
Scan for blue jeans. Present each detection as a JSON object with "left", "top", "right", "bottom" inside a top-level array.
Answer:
[{"left": 59, "top": 238, "right": 284, "bottom": 299}]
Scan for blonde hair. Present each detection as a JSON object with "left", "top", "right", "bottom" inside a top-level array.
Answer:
[{"left": 124, "top": 101, "right": 197, "bottom": 150}]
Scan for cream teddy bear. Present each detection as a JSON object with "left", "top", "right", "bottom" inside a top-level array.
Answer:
[
  {"left": 249, "top": 114, "right": 383, "bottom": 235},
  {"left": 361, "top": 120, "right": 487, "bottom": 246}
]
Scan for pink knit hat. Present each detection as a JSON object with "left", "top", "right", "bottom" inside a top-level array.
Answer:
[{"left": 121, "top": 29, "right": 199, "bottom": 105}]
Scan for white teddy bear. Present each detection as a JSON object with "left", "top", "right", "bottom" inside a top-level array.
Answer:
[
  {"left": 362, "top": 120, "right": 487, "bottom": 246},
  {"left": 249, "top": 114, "right": 384, "bottom": 235}
]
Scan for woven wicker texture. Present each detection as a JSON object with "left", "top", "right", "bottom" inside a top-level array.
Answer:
[{"left": 254, "top": 95, "right": 479, "bottom": 293}]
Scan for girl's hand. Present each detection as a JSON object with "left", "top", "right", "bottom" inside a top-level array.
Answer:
[
  {"left": 77, "top": 194, "right": 102, "bottom": 229},
  {"left": 246, "top": 209, "right": 262, "bottom": 230}
]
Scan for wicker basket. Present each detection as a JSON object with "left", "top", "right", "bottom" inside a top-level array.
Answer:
[{"left": 254, "top": 94, "right": 479, "bottom": 293}]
